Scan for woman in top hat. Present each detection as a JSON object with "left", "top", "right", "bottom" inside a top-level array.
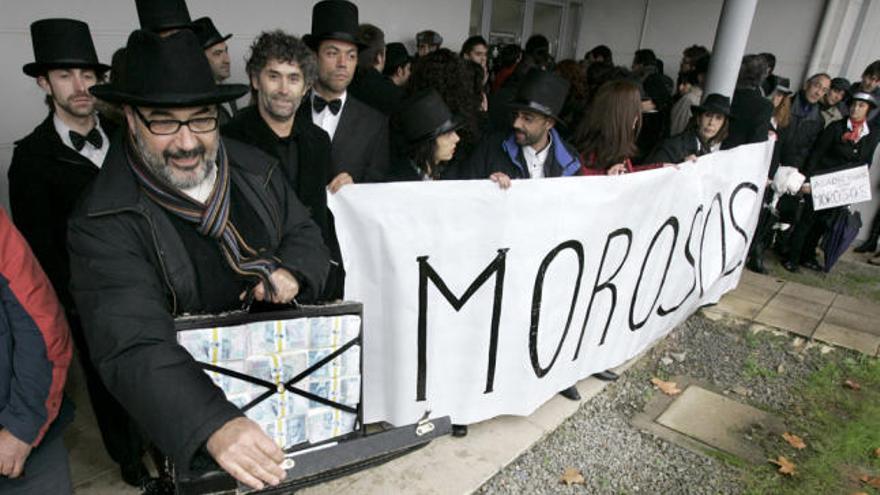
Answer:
[
  {"left": 646, "top": 93, "right": 731, "bottom": 165},
  {"left": 390, "top": 89, "right": 462, "bottom": 181},
  {"left": 784, "top": 91, "right": 880, "bottom": 272}
]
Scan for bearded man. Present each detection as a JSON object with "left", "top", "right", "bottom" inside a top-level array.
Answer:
[{"left": 68, "top": 29, "right": 329, "bottom": 491}]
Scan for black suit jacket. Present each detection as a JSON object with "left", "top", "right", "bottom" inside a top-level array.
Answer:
[
  {"left": 297, "top": 91, "right": 390, "bottom": 183},
  {"left": 724, "top": 87, "right": 772, "bottom": 149},
  {"left": 7, "top": 113, "right": 117, "bottom": 308},
  {"left": 348, "top": 67, "right": 405, "bottom": 116},
  {"left": 221, "top": 105, "right": 333, "bottom": 247}
]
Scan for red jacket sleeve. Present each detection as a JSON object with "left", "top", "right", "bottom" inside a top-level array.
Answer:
[{"left": 0, "top": 207, "right": 72, "bottom": 446}]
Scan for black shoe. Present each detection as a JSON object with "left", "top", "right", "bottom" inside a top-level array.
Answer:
[
  {"left": 452, "top": 424, "right": 468, "bottom": 437},
  {"left": 746, "top": 257, "right": 767, "bottom": 274},
  {"left": 592, "top": 370, "right": 619, "bottom": 381},
  {"left": 782, "top": 260, "right": 800, "bottom": 272},
  {"left": 141, "top": 476, "right": 176, "bottom": 495},
  {"left": 558, "top": 386, "right": 581, "bottom": 401},
  {"left": 801, "top": 259, "right": 823, "bottom": 272},
  {"left": 120, "top": 460, "right": 149, "bottom": 488},
  {"left": 854, "top": 240, "right": 877, "bottom": 253}
]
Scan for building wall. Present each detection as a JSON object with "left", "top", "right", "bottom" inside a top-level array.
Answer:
[
  {"left": 0, "top": 0, "right": 471, "bottom": 210},
  {"left": 575, "top": 0, "right": 825, "bottom": 88}
]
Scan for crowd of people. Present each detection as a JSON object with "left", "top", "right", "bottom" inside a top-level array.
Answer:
[{"left": 3, "top": 0, "right": 880, "bottom": 493}]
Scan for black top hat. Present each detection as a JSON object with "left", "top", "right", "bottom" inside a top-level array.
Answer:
[
  {"left": 303, "top": 0, "right": 365, "bottom": 51},
  {"left": 384, "top": 43, "right": 411, "bottom": 73},
  {"left": 23, "top": 19, "right": 110, "bottom": 77},
  {"left": 136, "top": 0, "right": 192, "bottom": 33},
  {"left": 90, "top": 29, "right": 247, "bottom": 107},
  {"left": 192, "top": 17, "right": 232, "bottom": 49},
  {"left": 692, "top": 93, "right": 732, "bottom": 117},
  {"left": 773, "top": 76, "right": 792, "bottom": 95},
  {"left": 399, "top": 89, "right": 463, "bottom": 144},
  {"left": 851, "top": 91, "right": 878, "bottom": 108},
  {"left": 508, "top": 69, "right": 569, "bottom": 120}
]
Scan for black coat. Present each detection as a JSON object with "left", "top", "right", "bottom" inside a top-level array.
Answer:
[
  {"left": 803, "top": 118, "right": 880, "bottom": 177},
  {"left": 464, "top": 130, "right": 582, "bottom": 179},
  {"left": 7, "top": 113, "right": 118, "bottom": 308},
  {"left": 297, "top": 91, "right": 390, "bottom": 183},
  {"left": 779, "top": 92, "right": 825, "bottom": 170},
  {"left": 348, "top": 67, "right": 405, "bottom": 116},
  {"left": 221, "top": 105, "right": 332, "bottom": 247},
  {"left": 67, "top": 135, "right": 330, "bottom": 472},
  {"left": 646, "top": 128, "right": 715, "bottom": 164},
  {"left": 724, "top": 87, "right": 772, "bottom": 149}
]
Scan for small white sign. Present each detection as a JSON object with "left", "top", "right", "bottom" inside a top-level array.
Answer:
[{"left": 811, "top": 165, "right": 872, "bottom": 210}]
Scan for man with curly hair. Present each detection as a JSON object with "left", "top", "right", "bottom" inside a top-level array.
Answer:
[{"left": 222, "top": 30, "right": 335, "bottom": 261}]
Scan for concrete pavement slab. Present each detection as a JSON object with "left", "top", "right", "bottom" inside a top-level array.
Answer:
[
  {"left": 778, "top": 281, "right": 836, "bottom": 306},
  {"left": 813, "top": 321, "right": 880, "bottom": 356},
  {"left": 754, "top": 294, "right": 825, "bottom": 337}
]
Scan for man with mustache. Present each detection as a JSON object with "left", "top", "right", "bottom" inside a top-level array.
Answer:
[
  {"left": 223, "top": 30, "right": 334, "bottom": 269},
  {"left": 7, "top": 19, "right": 155, "bottom": 489},
  {"left": 193, "top": 17, "right": 238, "bottom": 125},
  {"left": 68, "top": 29, "right": 329, "bottom": 491}
]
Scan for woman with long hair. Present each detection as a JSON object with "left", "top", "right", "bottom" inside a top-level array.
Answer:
[
  {"left": 576, "top": 79, "right": 647, "bottom": 175},
  {"left": 647, "top": 93, "right": 730, "bottom": 164}
]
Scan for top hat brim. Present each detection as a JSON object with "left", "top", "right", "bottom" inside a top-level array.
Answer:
[
  {"left": 508, "top": 99, "right": 562, "bottom": 121},
  {"left": 23, "top": 60, "right": 111, "bottom": 78},
  {"left": 204, "top": 33, "right": 233, "bottom": 49},
  {"left": 408, "top": 114, "right": 465, "bottom": 145},
  {"left": 303, "top": 32, "right": 366, "bottom": 51},
  {"left": 691, "top": 103, "right": 732, "bottom": 118},
  {"left": 89, "top": 82, "right": 248, "bottom": 107}
]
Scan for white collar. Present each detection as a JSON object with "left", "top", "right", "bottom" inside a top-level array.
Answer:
[
  {"left": 312, "top": 89, "right": 348, "bottom": 109},
  {"left": 524, "top": 133, "right": 552, "bottom": 160},
  {"left": 180, "top": 164, "right": 218, "bottom": 204},
  {"left": 847, "top": 118, "right": 870, "bottom": 139},
  {"left": 53, "top": 113, "right": 103, "bottom": 149}
]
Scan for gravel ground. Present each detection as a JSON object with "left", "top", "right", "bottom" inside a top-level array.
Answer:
[{"left": 477, "top": 312, "right": 849, "bottom": 495}]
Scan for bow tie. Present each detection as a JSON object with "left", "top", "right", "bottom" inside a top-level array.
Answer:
[
  {"left": 70, "top": 128, "right": 103, "bottom": 151},
  {"left": 313, "top": 95, "right": 342, "bottom": 115}
]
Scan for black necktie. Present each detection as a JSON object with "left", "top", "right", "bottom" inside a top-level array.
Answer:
[
  {"left": 70, "top": 128, "right": 103, "bottom": 151},
  {"left": 313, "top": 95, "right": 342, "bottom": 115}
]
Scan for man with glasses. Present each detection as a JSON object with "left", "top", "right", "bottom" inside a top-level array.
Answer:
[{"left": 68, "top": 29, "right": 329, "bottom": 491}]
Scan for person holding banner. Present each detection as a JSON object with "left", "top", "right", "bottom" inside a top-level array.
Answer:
[
  {"left": 783, "top": 91, "right": 880, "bottom": 272},
  {"left": 68, "top": 30, "right": 330, "bottom": 490},
  {"left": 389, "top": 89, "right": 462, "bottom": 181},
  {"left": 646, "top": 93, "right": 731, "bottom": 164}
]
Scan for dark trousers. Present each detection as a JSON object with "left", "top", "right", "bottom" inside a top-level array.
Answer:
[
  {"left": 748, "top": 191, "right": 776, "bottom": 262},
  {"left": 0, "top": 434, "right": 71, "bottom": 494},
  {"left": 68, "top": 314, "right": 146, "bottom": 469},
  {"left": 786, "top": 198, "right": 834, "bottom": 264}
]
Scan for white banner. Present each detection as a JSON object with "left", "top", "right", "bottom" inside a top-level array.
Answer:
[
  {"left": 328, "top": 141, "right": 773, "bottom": 426},
  {"left": 810, "top": 165, "right": 872, "bottom": 211}
]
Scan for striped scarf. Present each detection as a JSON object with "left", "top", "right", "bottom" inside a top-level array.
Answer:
[{"left": 126, "top": 137, "right": 279, "bottom": 298}]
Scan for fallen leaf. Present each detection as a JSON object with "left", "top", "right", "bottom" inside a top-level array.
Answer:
[
  {"left": 874, "top": 447, "right": 880, "bottom": 458},
  {"left": 559, "top": 467, "right": 585, "bottom": 486},
  {"left": 851, "top": 492, "right": 869, "bottom": 495},
  {"left": 769, "top": 456, "right": 796, "bottom": 476},
  {"left": 859, "top": 474, "right": 880, "bottom": 488},
  {"left": 844, "top": 380, "right": 862, "bottom": 391},
  {"left": 651, "top": 377, "right": 682, "bottom": 396},
  {"left": 782, "top": 432, "right": 807, "bottom": 450}
]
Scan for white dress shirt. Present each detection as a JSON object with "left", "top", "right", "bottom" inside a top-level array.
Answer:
[
  {"left": 310, "top": 90, "right": 348, "bottom": 141},
  {"left": 54, "top": 114, "right": 109, "bottom": 168},
  {"left": 523, "top": 134, "right": 552, "bottom": 179}
]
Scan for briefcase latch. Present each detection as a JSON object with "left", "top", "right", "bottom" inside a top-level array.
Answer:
[{"left": 415, "top": 417, "right": 435, "bottom": 437}]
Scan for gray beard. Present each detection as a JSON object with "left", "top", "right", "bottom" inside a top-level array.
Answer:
[{"left": 133, "top": 131, "right": 216, "bottom": 190}]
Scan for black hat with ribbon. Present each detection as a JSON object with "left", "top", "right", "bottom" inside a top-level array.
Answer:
[
  {"left": 508, "top": 69, "right": 570, "bottom": 121},
  {"left": 192, "top": 17, "right": 231, "bottom": 49},
  {"left": 852, "top": 91, "right": 878, "bottom": 108},
  {"left": 90, "top": 29, "right": 247, "bottom": 107},
  {"left": 303, "top": 0, "right": 366, "bottom": 51},
  {"left": 23, "top": 19, "right": 110, "bottom": 77},
  {"left": 135, "top": 0, "right": 192, "bottom": 33},
  {"left": 692, "top": 93, "right": 732, "bottom": 117},
  {"left": 399, "top": 89, "right": 463, "bottom": 144}
]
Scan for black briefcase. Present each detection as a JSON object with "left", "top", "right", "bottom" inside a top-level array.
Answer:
[{"left": 171, "top": 302, "right": 450, "bottom": 494}]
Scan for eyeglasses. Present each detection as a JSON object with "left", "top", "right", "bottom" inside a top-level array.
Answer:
[{"left": 133, "top": 107, "right": 219, "bottom": 135}]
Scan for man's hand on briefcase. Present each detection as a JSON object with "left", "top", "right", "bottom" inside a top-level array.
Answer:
[
  {"left": 242, "top": 268, "right": 300, "bottom": 305},
  {"left": 206, "top": 417, "right": 285, "bottom": 490}
]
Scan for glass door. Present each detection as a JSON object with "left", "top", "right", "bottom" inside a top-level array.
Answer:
[{"left": 532, "top": 1, "right": 564, "bottom": 57}]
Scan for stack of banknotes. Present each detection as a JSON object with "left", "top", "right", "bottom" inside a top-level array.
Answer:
[{"left": 178, "top": 315, "right": 361, "bottom": 448}]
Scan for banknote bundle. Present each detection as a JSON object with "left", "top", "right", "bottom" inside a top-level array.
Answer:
[{"left": 177, "top": 314, "right": 362, "bottom": 449}]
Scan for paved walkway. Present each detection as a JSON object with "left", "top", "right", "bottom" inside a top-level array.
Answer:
[{"left": 66, "top": 270, "right": 880, "bottom": 494}]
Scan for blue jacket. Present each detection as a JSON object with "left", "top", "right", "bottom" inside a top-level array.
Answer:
[{"left": 465, "top": 128, "right": 582, "bottom": 179}]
